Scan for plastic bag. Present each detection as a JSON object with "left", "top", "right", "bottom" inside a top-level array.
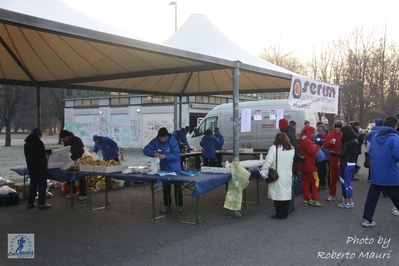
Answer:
[
  {"left": 150, "top": 158, "right": 160, "bottom": 174},
  {"left": 223, "top": 159, "right": 251, "bottom": 211}
]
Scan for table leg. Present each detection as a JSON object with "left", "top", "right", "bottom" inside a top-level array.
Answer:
[
  {"left": 150, "top": 182, "right": 155, "bottom": 221},
  {"left": 195, "top": 197, "right": 202, "bottom": 225}
]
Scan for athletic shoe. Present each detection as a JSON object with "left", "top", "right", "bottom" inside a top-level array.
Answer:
[
  {"left": 303, "top": 200, "right": 309, "bottom": 206},
  {"left": 326, "top": 196, "right": 335, "bottom": 201},
  {"left": 309, "top": 200, "right": 323, "bottom": 207},
  {"left": 345, "top": 202, "right": 355, "bottom": 209},
  {"left": 77, "top": 195, "right": 87, "bottom": 201},
  {"left": 160, "top": 207, "right": 171, "bottom": 214},
  {"left": 362, "top": 219, "right": 376, "bottom": 227},
  {"left": 392, "top": 207, "right": 399, "bottom": 216},
  {"left": 66, "top": 191, "right": 79, "bottom": 199},
  {"left": 338, "top": 202, "right": 347, "bottom": 208}
]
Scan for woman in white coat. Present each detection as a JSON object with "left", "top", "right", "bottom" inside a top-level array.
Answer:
[{"left": 262, "top": 132, "right": 295, "bottom": 219}]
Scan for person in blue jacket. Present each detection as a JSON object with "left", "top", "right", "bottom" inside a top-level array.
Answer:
[
  {"left": 172, "top": 128, "right": 191, "bottom": 152},
  {"left": 143, "top": 127, "right": 183, "bottom": 214},
  {"left": 200, "top": 129, "right": 221, "bottom": 167},
  {"left": 214, "top": 127, "right": 224, "bottom": 167},
  {"left": 314, "top": 124, "right": 329, "bottom": 190},
  {"left": 362, "top": 116, "right": 399, "bottom": 227},
  {"left": 92, "top": 135, "right": 119, "bottom": 161}
]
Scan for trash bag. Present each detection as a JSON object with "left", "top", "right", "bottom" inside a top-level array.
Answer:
[{"left": 223, "top": 159, "right": 251, "bottom": 211}]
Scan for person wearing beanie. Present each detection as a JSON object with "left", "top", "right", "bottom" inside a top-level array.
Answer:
[
  {"left": 32, "top": 128, "right": 42, "bottom": 137},
  {"left": 279, "top": 119, "right": 299, "bottom": 213},
  {"left": 278, "top": 118, "right": 289, "bottom": 130},
  {"left": 323, "top": 121, "right": 343, "bottom": 201},
  {"left": 60, "top": 129, "right": 86, "bottom": 201},
  {"left": 24, "top": 128, "right": 52, "bottom": 210},
  {"left": 298, "top": 126, "right": 322, "bottom": 207},
  {"left": 350, "top": 121, "right": 364, "bottom": 179},
  {"left": 213, "top": 127, "right": 224, "bottom": 167},
  {"left": 143, "top": 127, "right": 183, "bottom": 214},
  {"left": 92, "top": 135, "right": 119, "bottom": 161}
]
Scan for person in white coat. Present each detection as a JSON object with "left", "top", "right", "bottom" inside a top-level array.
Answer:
[{"left": 262, "top": 132, "right": 295, "bottom": 219}]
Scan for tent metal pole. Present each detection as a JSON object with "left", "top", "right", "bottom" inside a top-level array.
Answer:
[{"left": 233, "top": 61, "right": 240, "bottom": 161}]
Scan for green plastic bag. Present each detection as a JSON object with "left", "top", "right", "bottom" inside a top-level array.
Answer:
[{"left": 223, "top": 159, "right": 251, "bottom": 211}]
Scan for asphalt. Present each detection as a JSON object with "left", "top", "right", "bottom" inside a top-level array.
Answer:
[{"left": 1, "top": 154, "right": 399, "bottom": 266}]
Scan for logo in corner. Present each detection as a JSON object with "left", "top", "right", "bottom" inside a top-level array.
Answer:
[{"left": 8, "top": 234, "right": 35, "bottom": 259}]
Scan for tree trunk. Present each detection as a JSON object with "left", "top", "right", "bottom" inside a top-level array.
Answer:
[{"left": 5, "top": 121, "right": 11, "bottom": 146}]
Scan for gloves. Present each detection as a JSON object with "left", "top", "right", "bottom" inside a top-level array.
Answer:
[{"left": 259, "top": 170, "right": 268, "bottom": 179}]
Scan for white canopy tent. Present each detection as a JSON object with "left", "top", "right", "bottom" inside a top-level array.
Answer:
[{"left": 0, "top": 0, "right": 316, "bottom": 159}]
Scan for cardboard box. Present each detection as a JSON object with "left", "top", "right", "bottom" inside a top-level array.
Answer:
[
  {"left": 15, "top": 184, "right": 29, "bottom": 199},
  {"left": 106, "top": 179, "right": 119, "bottom": 190},
  {"left": 47, "top": 146, "right": 71, "bottom": 169}
]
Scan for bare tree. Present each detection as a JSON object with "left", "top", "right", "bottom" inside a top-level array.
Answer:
[
  {"left": 0, "top": 85, "right": 30, "bottom": 146},
  {"left": 260, "top": 42, "right": 306, "bottom": 75}
]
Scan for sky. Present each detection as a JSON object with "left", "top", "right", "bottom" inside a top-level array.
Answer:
[{"left": 59, "top": 0, "right": 399, "bottom": 61}]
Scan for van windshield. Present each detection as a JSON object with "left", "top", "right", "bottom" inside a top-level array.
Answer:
[{"left": 196, "top": 116, "right": 218, "bottom": 136}]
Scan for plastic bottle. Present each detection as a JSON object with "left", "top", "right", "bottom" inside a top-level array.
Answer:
[{"left": 225, "top": 161, "right": 229, "bottom": 168}]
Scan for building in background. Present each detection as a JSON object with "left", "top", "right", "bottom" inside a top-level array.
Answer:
[{"left": 64, "top": 90, "right": 288, "bottom": 149}]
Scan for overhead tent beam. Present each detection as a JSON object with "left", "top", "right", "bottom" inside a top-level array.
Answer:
[{"left": 40, "top": 65, "right": 224, "bottom": 87}]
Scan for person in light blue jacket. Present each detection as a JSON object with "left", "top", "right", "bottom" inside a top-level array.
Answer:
[
  {"left": 362, "top": 116, "right": 399, "bottom": 227},
  {"left": 92, "top": 135, "right": 119, "bottom": 161},
  {"left": 143, "top": 127, "right": 183, "bottom": 214}
]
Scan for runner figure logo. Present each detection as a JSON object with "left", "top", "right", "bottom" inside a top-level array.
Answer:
[{"left": 8, "top": 234, "right": 35, "bottom": 259}]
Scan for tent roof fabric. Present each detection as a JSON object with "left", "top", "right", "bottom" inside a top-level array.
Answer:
[{"left": 0, "top": 0, "right": 293, "bottom": 96}]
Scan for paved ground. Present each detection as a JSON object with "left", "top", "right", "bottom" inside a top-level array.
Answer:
[{"left": 1, "top": 134, "right": 398, "bottom": 265}]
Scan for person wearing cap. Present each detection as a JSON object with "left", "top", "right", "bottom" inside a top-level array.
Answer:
[
  {"left": 24, "top": 128, "right": 52, "bottom": 210},
  {"left": 200, "top": 129, "right": 221, "bottom": 167},
  {"left": 298, "top": 126, "right": 322, "bottom": 207},
  {"left": 323, "top": 121, "right": 343, "bottom": 201},
  {"left": 213, "top": 127, "right": 224, "bottom": 167},
  {"left": 92, "top": 135, "right": 119, "bottom": 161},
  {"left": 172, "top": 128, "right": 191, "bottom": 152},
  {"left": 279, "top": 118, "right": 299, "bottom": 212},
  {"left": 143, "top": 127, "right": 183, "bottom": 214},
  {"left": 60, "top": 129, "right": 87, "bottom": 201}
]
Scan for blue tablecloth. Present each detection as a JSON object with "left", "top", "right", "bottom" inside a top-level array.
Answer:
[{"left": 10, "top": 168, "right": 231, "bottom": 198}]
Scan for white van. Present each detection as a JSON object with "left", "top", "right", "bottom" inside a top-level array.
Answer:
[{"left": 188, "top": 99, "right": 318, "bottom": 151}]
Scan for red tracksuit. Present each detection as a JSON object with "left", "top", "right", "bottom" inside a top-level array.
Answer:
[
  {"left": 298, "top": 133, "right": 320, "bottom": 201},
  {"left": 323, "top": 131, "right": 342, "bottom": 197}
]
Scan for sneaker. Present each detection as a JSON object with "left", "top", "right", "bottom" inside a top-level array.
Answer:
[
  {"left": 160, "top": 207, "right": 171, "bottom": 214},
  {"left": 362, "top": 219, "right": 376, "bottom": 227},
  {"left": 338, "top": 202, "right": 347, "bottom": 208},
  {"left": 309, "top": 200, "right": 323, "bottom": 207},
  {"left": 345, "top": 202, "right": 355, "bottom": 209},
  {"left": 77, "top": 195, "right": 87, "bottom": 201},
  {"left": 66, "top": 191, "right": 79, "bottom": 199},
  {"left": 303, "top": 200, "right": 309, "bottom": 206},
  {"left": 392, "top": 207, "right": 399, "bottom": 216},
  {"left": 327, "top": 196, "right": 335, "bottom": 201}
]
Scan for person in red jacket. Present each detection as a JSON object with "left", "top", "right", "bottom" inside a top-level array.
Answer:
[
  {"left": 322, "top": 121, "right": 343, "bottom": 201},
  {"left": 298, "top": 126, "right": 322, "bottom": 207}
]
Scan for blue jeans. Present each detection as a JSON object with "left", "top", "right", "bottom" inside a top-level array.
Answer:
[
  {"left": 28, "top": 168, "right": 48, "bottom": 205},
  {"left": 363, "top": 184, "right": 399, "bottom": 222}
]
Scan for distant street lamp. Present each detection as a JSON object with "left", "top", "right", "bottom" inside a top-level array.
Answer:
[{"left": 169, "top": 1, "right": 178, "bottom": 130}]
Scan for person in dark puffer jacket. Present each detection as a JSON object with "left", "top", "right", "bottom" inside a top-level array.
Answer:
[{"left": 24, "top": 128, "right": 52, "bottom": 210}]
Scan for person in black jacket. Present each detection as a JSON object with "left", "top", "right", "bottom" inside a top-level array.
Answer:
[
  {"left": 60, "top": 129, "right": 87, "bottom": 201},
  {"left": 329, "top": 126, "right": 359, "bottom": 209},
  {"left": 24, "top": 128, "right": 52, "bottom": 210},
  {"left": 350, "top": 121, "right": 364, "bottom": 180}
]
